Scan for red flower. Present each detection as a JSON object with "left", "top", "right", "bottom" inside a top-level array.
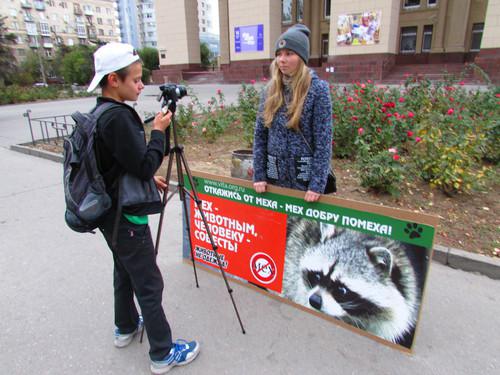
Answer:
[
  {"left": 408, "top": 111, "right": 415, "bottom": 118},
  {"left": 393, "top": 154, "right": 400, "bottom": 161},
  {"left": 447, "top": 108, "right": 454, "bottom": 115},
  {"left": 381, "top": 107, "right": 387, "bottom": 113},
  {"left": 377, "top": 127, "right": 382, "bottom": 133},
  {"left": 347, "top": 96, "right": 354, "bottom": 102},
  {"left": 496, "top": 93, "right": 500, "bottom": 98},
  {"left": 449, "top": 97, "right": 455, "bottom": 102},
  {"left": 216, "top": 89, "right": 222, "bottom": 95},
  {"left": 407, "top": 130, "right": 413, "bottom": 137},
  {"left": 399, "top": 97, "right": 405, "bottom": 103},
  {"left": 386, "top": 113, "right": 392, "bottom": 118},
  {"left": 459, "top": 81, "right": 465, "bottom": 86},
  {"left": 358, "top": 127, "right": 364, "bottom": 135},
  {"left": 352, "top": 116, "right": 358, "bottom": 121}
]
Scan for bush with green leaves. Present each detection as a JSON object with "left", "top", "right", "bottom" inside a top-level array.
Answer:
[
  {"left": 198, "top": 89, "right": 237, "bottom": 142},
  {"left": 237, "top": 82, "right": 261, "bottom": 147}
]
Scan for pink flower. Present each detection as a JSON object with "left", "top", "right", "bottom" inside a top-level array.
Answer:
[
  {"left": 399, "top": 97, "right": 405, "bottom": 103},
  {"left": 386, "top": 113, "right": 392, "bottom": 118},
  {"left": 367, "top": 79, "right": 372, "bottom": 84},
  {"left": 447, "top": 108, "right": 454, "bottom": 115},
  {"left": 191, "top": 121, "right": 198, "bottom": 127},
  {"left": 415, "top": 137, "right": 422, "bottom": 143},
  {"left": 376, "top": 127, "right": 382, "bottom": 133},
  {"left": 250, "top": 79, "right": 256, "bottom": 84},
  {"left": 393, "top": 154, "right": 400, "bottom": 161},
  {"left": 408, "top": 111, "right": 415, "bottom": 118},
  {"left": 358, "top": 127, "right": 364, "bottom": 135},
  {"left": 361, "top": 83, "right": 366, "bottom": 89},
  {"left": 216, "top": 89, "right": 222, "bottom": 95},
  {"left": 496, "top": 93, "right": 500, "bottom": 98},
  {"left": 261, "top": 77, "right": 268, "bottom": 82},
  {"left": 407, "top": 130, "right": 413, "bottom": 137},
  {"left": 347, "top": 96, "right": 354, "bottom": 102},
  {"left": 388, "top": 147, "right": 398, "bottom": 154},
  {"left": 459, "top": 81, "right": 465, "bottom": 86},
  {"left": 202, "top": 127, "right": 207, "bottom": 133}
]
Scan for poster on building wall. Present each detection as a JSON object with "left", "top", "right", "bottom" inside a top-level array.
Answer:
[
  {"left": 234, "top": 24, "right": 264, "bottom": 52},
  {"left": 337, "top": 11, "right": 382, "bottom": 46},
  {"left": 182, "top": 171, "right": 438, "bottom": 352}
]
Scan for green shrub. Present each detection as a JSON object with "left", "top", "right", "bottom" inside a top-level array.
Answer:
[{"left": 237, "top": 82, "right": 260, "bottom": 147}]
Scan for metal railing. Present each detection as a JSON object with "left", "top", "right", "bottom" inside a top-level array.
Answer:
[{"left": 23, "top": 109, "right": 75, "bottom": 146}]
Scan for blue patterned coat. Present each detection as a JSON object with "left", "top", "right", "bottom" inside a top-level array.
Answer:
[{"left": 253, "top": 71, "right": 333, "bottom": 193}]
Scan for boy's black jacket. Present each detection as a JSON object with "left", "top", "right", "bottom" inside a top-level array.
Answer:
[{"left": 94, "top": 97, "right": 170, "bottom": 200}]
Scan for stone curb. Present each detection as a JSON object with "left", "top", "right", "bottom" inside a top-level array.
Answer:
[{"left": 10, "top": 143, "right": 500, "bottom": 280}]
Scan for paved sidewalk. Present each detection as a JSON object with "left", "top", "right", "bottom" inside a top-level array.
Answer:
[{"left": 0, "top": 147, "right": 499, "bottom": 375}]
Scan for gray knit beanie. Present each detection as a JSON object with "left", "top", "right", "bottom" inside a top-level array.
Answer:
[{"left": 275, "top": 24, "right": 310, "bottom": 64}]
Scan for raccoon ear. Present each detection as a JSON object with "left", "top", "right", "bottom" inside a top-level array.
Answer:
[
  {"left": 320, "top": 223, "right": 337, "bottom": 242},
  {"left": 368, "top": 246, "right": 393, "bottom": 275}
]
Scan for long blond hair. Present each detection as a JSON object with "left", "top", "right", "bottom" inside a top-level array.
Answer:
[{"left": 262, "top": 58, "right": 312, "bottom": 131}]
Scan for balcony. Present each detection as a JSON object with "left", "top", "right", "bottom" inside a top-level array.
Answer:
[
  {"left": 34, "top": 1, "right": 45, "bottom": 11},
  {"left": 21, "top": 1, "right": 33, "bottom": 9},
  {"left": 74, "top": 6, "right": 82, "bottom": 15},
  {"left": 43, "top": 42, "right": 54, "bottom": 48},
  {"left": 28, "top": 40, "right": 39, "bottom": 48}
]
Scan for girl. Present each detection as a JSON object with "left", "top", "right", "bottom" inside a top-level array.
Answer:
[{"left": 253, "top": 24, "right": 333, "bottom": 202}]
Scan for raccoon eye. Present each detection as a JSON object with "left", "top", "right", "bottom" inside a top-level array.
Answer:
[
  {"left": 306, "top": 271, "right": 321, "bottom": 287},
  {"left": 337, "top": 286, "right": 348, "bottom": 295}
]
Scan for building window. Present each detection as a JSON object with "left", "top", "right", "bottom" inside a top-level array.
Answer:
[
  {"left": 202, "top": 27, "right": 206, "bottom": 32},
  {"left": 96, "top": 6, "right": 101, "bottom": 13},
  {"left": 97, "top": 18, "right": 102, "bottom": 25},
  {"left": 297, "top": 0, "right": 304, "bottom": 22},
  {"left": 39, "top": 22, "right": 50, "bottom": 36},
  {"left": 98, "top": 28, "right": 104, "bottom": 35},
  {"left": 470, "top": 23, "right": 484, "bottom": 51},
  {"left": 13, "top": 21, "right": 19, "bottom": 30},
  {"left": 428, "top": 0, "right": 437, "bottom": 6},
  {"left": 403, "top": 0, "right": 420, "bottom": 8},
  {"left": 422, "top": 25, "right": 433, "bottom": 52},
  {"left": 282, "top": 0, "right": 292, "bottom": 24},
  {"left": 321, "top": 34, "right": 329, "bottom": 57},
  {"left": 324, "top": 0, "right": 331, "bottom": 19},
  {"left": 26, "top": 21, "right": 38, "bottom": 36},
  {"left": 400, "top": 26, "right": 417, "bottom": 53},
  {"left": 108, "top": 30, "right": 113, "bottom": 36},
  {"left": 60, "top": 2, "right": 67, "bottom": 9}
]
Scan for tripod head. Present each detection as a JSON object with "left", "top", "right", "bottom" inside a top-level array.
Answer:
[{"left": 157, "top": 84, "right": 188, "bottom": 113}]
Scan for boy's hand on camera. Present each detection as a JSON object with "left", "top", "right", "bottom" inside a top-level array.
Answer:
[
  {"left": 253, "top": 181, "right": 267, "bottom": 193},
  {"left": 154, "top": 175, "right": 168, "bottom": 191},
  {"left": 153, "top": 109, "right": 172, "bottom": 132},
  {"left": 304, "top": 190, "right": 320, "bottom": 202}
]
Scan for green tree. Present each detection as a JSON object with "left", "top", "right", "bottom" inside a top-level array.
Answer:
[
  {"left": 61, "top": 45, "right": 96, "bottom": 85},
  {"left": 138, "top": 47, "right": 159, "bottom": 71},
  {"left": 0, "top": 16, "right": 17, "bottom": 86},
  {"left": 200, "top": 42, "right": 213, "bottom": 68}
]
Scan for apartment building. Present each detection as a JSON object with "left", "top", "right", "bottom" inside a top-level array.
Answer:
[
  {"left": 153, "top": 0, "right": 500, "bottom": 84},
  {"left": 137, "top": 0, "right": 157, "bottom": 48},
  {"left": 198, "top": 0, "right": 219, "bottom": 55},
  {"left": 1, "top": 0, "right": 120, "bottom": 61}
]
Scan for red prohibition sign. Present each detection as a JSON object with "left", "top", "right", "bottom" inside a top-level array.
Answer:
[{"left": 250, "top": 252, "right": 277, "bottom": 284}]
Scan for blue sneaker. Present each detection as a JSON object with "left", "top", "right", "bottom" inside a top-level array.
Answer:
[
  {"left": 114, "top": 316, "right": 144, "bottom": 348},
  {"left": 150, "top": 339, "right": 200, "bottom": 374}
]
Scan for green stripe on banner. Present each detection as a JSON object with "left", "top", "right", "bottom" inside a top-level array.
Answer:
[{"left": 185, "top": 175, "right": 435, "bottom": 248}]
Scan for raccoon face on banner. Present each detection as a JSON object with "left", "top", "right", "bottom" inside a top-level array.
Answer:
[{"left": 283, "top": 217, "right": 428, "bottom": 348}]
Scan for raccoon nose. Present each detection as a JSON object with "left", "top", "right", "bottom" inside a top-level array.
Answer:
[{"left": 309, "top": 293, "right": 322, "bottom": 310}]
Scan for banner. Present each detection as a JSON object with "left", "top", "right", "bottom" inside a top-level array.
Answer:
[
  {"left": 337, "top": 11, "right": 381, "bottom": 46},
  {"left": 235, "top": 24, "right": 264, "bottom": 53},
  {"left": 183, "top": 172, "right": 438, "bottom": 352}
]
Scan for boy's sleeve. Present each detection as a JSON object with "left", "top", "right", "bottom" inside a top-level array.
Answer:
[
  {"left": 252, "top": 91, "right": 268, "bottom": 182},
  {"left": 102, "top": 110, "right": 166, "bottom": 180},
  {"left": 308, "top": 81, "right": 333, "bottom": 193}
]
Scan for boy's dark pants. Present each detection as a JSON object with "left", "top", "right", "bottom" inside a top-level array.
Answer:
[{"left": 100, "top": 214, "right": 172, "bottom": 361}]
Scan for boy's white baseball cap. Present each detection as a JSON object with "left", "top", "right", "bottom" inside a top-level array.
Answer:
[{"left": 87, "top": 42, "right": 140, "bottom": 92}]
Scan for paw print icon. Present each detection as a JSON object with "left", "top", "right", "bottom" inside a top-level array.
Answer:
[{"left": 405, "top": 223, "right": 423, "bottom": 239}]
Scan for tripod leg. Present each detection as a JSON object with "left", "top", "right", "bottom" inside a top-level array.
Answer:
[
  {"left": 155, "top": 151, "right": 176, "bottom": 255},
  {"left": 174, "top": 147, "right": 199, "bottom": 288},
  {"left": 179, "top": 151, "right": 246, "bottom": 334}
]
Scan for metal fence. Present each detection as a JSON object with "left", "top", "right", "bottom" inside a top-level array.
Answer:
[{"left": 23, "top": 109, "right": 75, "bottom": 146}]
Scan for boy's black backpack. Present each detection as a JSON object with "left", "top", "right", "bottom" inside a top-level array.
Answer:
[{"left": 63, "top": 102, "right": 118, "bottom": 233}]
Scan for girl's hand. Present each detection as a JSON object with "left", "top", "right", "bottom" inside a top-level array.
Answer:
[
  {"left": 154, "top": 175, "right": 168, "bottom": 191},
  {"left": 254, "top": 181, "right": 267, "bottom": 193},
  {"left": 304, "top": 190, "right": 320, "bottom": 202}
]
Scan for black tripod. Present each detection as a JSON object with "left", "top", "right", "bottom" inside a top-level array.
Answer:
[{"left": 152, "top": 87, "right": 246, "bottom": 335}]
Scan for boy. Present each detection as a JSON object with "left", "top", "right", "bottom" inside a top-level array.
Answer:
[{"left": 87, "top": 42, "right": 200, "bottom": 374}]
